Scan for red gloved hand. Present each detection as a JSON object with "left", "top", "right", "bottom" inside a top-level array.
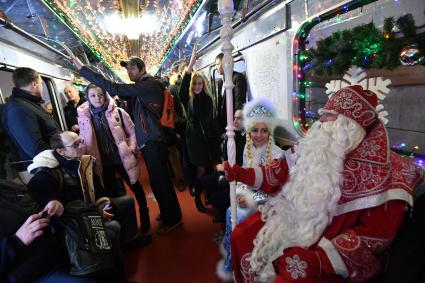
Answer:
[
  {"left": 223, "top": 162, "right": 256, "bottom": 185},
  {"left": 273, "top": 247, "right": 322, "bottom": 282},
  {"left": 223, "top": 161, "right": 236, "bottom": 182}
]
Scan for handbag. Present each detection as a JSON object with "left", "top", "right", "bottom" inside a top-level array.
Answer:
[{"left": 58, "top": 200, "right": 114, "bottom": 276}]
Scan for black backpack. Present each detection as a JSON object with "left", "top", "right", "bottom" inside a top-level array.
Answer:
[{"left": 58, "top": 200, "right": 114, "bottom": 276}]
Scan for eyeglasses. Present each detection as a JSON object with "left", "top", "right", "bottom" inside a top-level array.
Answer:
[{"left": 64, "top": 139, "right": 84, "bottom": 149}]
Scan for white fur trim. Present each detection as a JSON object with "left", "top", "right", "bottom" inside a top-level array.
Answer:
[
  {"left": 253, "top": 167, "right": 263, "bottom": 188},
  {"left": 216, "top": 259, "right": 235, "bottom": 282},
  {"left": 336, "top": 188, "right": 413, "bottom": 216},
  {"left": 236, "top": 184, "right": 257, "bottom": 209},
  {"left": 243, "top": 97, "right": 277, "bottom": 131},
  {"left": 318, "top": 237, "right": 348, "bottom": 277},
  {"left": 27, "top": 150, "right": 59, "bottom": 173}
]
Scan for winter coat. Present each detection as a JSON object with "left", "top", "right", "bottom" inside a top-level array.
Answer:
[
  {"left": 79, "top": 66, "right": 164, "bottom": 146},
  {"left": 77, "top": 100, "right": 139, "bottom": 184},
  {"left": 217, "top": 71, "right": 247, "bottom": 133},
  {"left": 27, "top": 150, "right": 109, "bottom": 207},
  {"left": 63, "top": 97, "right": 86, "bottom": 130},
  {"left": 0, "top": 180, "right": 65, "bottom": 283},
  {"left": 1, "top": 88, "right": 60, "bottom": 161},
  {"left": 179, "top": 72, "right": 220, "bottom": 166}
]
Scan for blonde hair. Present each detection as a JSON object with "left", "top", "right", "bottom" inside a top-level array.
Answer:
[
  {"left": 189, "top": 72, "right": 211, "bottom": 97},
  {"left": 245, "top": 126, "right": 274, "bottom": 167},
  {"left": 169, "top": 73, "right": 179, "bottom": 85}
]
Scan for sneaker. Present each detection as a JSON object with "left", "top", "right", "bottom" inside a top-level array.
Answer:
[{"left": 156, "top": 221, "right": 182, "bottom": 235}]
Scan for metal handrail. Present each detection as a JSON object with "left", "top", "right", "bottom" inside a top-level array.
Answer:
[{"left": 0, "top": 15, "right": 71, "bottom": 61}]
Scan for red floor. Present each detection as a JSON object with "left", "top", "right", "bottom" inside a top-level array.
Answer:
[{"left": 124, "top": 157, "right": 224, "bottom": 283}]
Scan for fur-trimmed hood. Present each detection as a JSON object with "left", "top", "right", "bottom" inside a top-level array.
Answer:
[{"left": 27, "top": 150, "right": 59, "bottom": 173}]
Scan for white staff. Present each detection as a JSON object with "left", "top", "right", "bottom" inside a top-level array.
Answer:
[{"left": 218, "top": 0, "right": 237, "bottom": 230}]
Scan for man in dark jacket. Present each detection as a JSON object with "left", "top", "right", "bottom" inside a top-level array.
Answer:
[
  {"left": 0, "top": 179, "right": 94, "bottom": 283},
  {"left": 71, "top": 56, "right": 182, "bottom": 235},
  {"left": 215, "top": 53, "right": 248, "bottom": 134},
  {"left": 1, "top": 68, "right": 60, "bottom": 162},
  {"left": 27, "top": 131, "right": 151, "bottom": 249},
  {"left": 203, "top": 109, "right": 246, "bottom": 223},
  {"left": 63, "top": 85, "right": 85, "bottom": 132}
]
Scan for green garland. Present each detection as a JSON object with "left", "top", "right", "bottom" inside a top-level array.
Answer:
[{"left": 302, "top": 13, "right": 425, "bottom": 76}]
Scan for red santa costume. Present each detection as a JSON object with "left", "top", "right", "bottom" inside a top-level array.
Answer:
[{"left": 224, "top": 85, "right": 424, "bottom": 283}]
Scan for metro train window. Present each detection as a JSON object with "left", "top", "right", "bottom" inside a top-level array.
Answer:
[{"left": 295, "top": 0, "right": 425, "bottom": 157}]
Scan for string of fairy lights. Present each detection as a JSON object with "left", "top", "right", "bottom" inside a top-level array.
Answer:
[{"left": 41, "top": 0, "right": 203, "bottom": 77}]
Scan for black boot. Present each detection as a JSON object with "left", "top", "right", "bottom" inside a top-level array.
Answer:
[
  {"left": 193, "top": 179, "right": 207, "bottom": 213},
  {"left": 140, "top": 211, "right": 151, "bottom": 234},
  {"left": 195, "top": 194, "right": 207, "bottom": 213}
]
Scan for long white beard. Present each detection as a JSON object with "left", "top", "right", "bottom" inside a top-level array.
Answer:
[{"left": 249, "top": 115, "right": 366, "bottom": 282}]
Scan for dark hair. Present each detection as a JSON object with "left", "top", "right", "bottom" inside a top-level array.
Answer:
[
  {"left": 133, "top": 61, "right": 145, "bottom": 72},
  {"left": 84, "top": 84, "right": 105, "bottom": 98},
  {"left": 50, "top": 132, "right": 65, "bottom": 150},
  {"left": 12, "top": 67, "right": 40, "bottom": 88},
  {"left": 215, "top": 53, "right": 224, "bottom": 61},
  {"left": 120, "top": 57, "right": 146, "bottom": 72}
]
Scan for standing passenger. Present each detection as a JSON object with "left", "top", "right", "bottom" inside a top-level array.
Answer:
[
  {"left": 71, "top": 56, "right": 182, "bottom": 235},
  {"left": 179, "top": 50, "right": 220, "bottom": 213},
  {"left": 2, "top": 67, "right": 60, "bottom": 162},
  {"left": 77, "top": 84, "right": 150, "bottom": 234},
  {"left": 63, "top": 84, "right": 85, "bottom": 133},
  {"left": 215, "top": 53, "right": 247, "bottom": 135}
]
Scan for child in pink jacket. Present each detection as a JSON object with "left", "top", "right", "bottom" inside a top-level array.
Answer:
[{"left": 78, "top": 84, "right": 150, "bottom": 234}]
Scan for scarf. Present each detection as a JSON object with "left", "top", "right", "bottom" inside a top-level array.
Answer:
[{"left": 89, "top": 99, "right": 117, "bottom": 163}]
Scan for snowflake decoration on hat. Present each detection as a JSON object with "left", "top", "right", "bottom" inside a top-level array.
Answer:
[
  {"left": 325, "top": 66, "right": 391, "bottom": 124},
  {"left": 247, "top": 105, "right": 274, "bottom": 119}
]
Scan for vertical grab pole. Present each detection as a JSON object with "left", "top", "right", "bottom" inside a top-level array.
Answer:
[{"left": 218, "top": 0, "right": 237, "bottom": 230}]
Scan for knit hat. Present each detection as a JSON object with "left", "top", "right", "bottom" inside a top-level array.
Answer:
[
  {"left": 320, "top": 85, "right": 378, "bottom": 129},
  {"left": 243, "top": 97, "right": 278, "bottom": 131}
]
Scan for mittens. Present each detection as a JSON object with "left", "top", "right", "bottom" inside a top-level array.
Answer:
[
  {"left": 273, "top": 247, "right": 322, "bottom": 282},
  {"left": 223, "top": 161, "right": 256, "bottom": 186}
]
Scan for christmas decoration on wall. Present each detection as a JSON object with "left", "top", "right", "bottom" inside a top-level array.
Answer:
[
  {"left": 325, "top": 65, "right": 391, "bottom": 124},
  {"left": 399, "top": 44, "right": 425, "bottom": 65},
  {"left": 302, "top": 13, "right": 425, "bottom": 76}
]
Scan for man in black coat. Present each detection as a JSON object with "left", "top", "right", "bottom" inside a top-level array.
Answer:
[
  {"left": 215, "top": 53, "right": 248, "bottom": 135},
  {"left": 63, "top": 85, "right": 85, "bottom": 133},
  {"left": 71, "top": 56, "right": 182, "bottom": 235},
  {"left": 2, "top": 68, "right": 60, "bottom": 162},
  {"left": 203, "top": 109, "right": 246, "bottom": 223},
  {"left": 27, "top": 131, "right": 151, "bottom": 249}
]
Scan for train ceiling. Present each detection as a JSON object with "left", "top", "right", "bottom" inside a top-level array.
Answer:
[{"left": 0, "top": 0, "right": 207, "bottom": 78}]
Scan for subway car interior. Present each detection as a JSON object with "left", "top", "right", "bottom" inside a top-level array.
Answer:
[{"left": 0, "top": 0, "right": 424, "bottom": 282}]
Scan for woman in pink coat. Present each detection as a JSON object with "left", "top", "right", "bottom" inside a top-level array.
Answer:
[{"left": 78, "top": 84, "right": 150, "bottom": 233}]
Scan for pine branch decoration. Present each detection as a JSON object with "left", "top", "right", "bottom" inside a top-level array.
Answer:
[{"left": 304, "top": 13, "right": 425, "bottom": 76}]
